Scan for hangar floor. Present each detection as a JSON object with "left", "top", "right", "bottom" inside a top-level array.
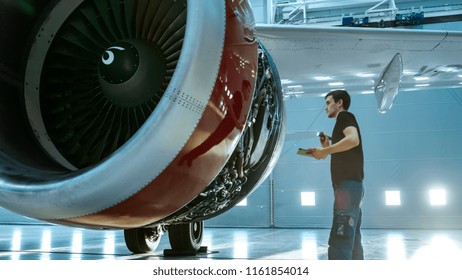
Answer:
[{"left": 1, "top": 224, "right": 462, "bottom": 260}]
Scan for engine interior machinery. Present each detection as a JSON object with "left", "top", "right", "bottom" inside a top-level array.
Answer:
[{"left": 0, "top": 0, "right": 285, "bottom": 253}]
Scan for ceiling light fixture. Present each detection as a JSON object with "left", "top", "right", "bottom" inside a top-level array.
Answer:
[
  {"left": 329, "top": 82, "right": 344, "bottom": 87},
  {"left": 414, "top": 77, "right": 429, "bottom": 81},
  {"left": 314, "top": 76, "right": 333, "bottom": 81}
]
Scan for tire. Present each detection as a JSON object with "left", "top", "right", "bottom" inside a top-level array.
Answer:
[
  {"left": 168, "top": 221, "right": 204, "bottom": 252},
  {"left": 124, "top": 227, "right": 162, "bottom": 254}
]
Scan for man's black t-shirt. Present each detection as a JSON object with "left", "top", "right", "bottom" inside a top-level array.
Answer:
[{"left": 331, "top": 111, "right": 364, "bottom": 185}]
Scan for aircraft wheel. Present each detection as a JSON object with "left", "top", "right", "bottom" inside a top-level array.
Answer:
[
  {"left": 168, "top": 221, "right": 204, "bottom": 252},
  {"left": 124, "top": 226, "right": 162, "bottom": 254}
]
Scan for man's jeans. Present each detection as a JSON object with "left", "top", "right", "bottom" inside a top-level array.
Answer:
[{"left": 328, "top": 180, "right": 365, "bottom": 260}]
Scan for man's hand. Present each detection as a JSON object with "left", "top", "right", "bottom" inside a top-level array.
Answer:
[
  {"left": 306, "top": 126, "right": 360, "bottom": 161},
  {"left": 305, "top": 132, "right": 331, "bottom": 160},
  {"left": 306, "top": 147, "right": 328, "bottom": 160},
  {"left": 319, "top": 132, "right": 331, "bottom": 148}
]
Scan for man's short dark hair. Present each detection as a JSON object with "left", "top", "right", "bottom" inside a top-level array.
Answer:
[{"left": 325, "top": 90, "right": 351, "bottom": 110}]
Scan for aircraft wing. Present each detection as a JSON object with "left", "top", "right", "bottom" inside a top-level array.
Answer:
[{"left": 256, "top": 24, "right": 462, "bottom": 98}]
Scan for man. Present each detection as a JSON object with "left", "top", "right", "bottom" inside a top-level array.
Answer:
[{"left": 307, "top": 89, "right": 364, "bottom": 260}]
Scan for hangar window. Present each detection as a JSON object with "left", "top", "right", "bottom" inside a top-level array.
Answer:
[
  {"left": 385, "top": 190, "right": 401, "bottom": 206},
  {"left": 429, "top": 189, "right": 447, "bottom": 206},
  {"left": 301, "top": 192, "right": 316, "bottom": 206}
]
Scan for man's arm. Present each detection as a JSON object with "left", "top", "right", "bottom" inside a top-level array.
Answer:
[{"left": 307, "top": 126, "right": 360, "bottom": 160}]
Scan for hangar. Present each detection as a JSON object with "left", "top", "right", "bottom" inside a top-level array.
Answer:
[{"left": 1, "top": 0, "right": 462, "bottom": 262}]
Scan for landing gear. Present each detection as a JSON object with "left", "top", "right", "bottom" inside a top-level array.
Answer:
[
  {"left": 124, "top": 225, "right": 163, "bottom": 254},
  {"left": 167, "top": 221, "right": 204, "bottom": 253},
  {"left": 123, "top": 221, "right": 205, "bottom": 255}
]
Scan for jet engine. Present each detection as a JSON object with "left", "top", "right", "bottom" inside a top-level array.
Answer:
[{"left": 0, "top": 0, "right": 285, "bottom": 253}]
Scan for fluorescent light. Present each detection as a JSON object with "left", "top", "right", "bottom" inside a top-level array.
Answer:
[
  {"left": 314, "top": 76, "right": 333, "bottom": 81},
  {"left": 360, "top": 90, "right": 375, "bottom": 94},
  {"left": 71, "top": 230, "right": 83, "bottom": 258},
  {"left": 281, "top": 79, "right": 292, "bottom": 84},
  {"left": 301, "top": 192, "right": 316, "bottom": 206},
  {"left": 356, "top": 73, "right": 375, "bottom": 78},
  {"left": 415, "top": 84, "right": 430, "bottom": 87},
  {"left": 103, "top": 231, "right": 116, "bottom": 255},
  {"left": 404, "top": 70, "right": 417, "bottom": 75},
  {"left": 233, "top": 231, "right": 248, "bottom": 258},
  {"left": 414, "top": 77, "right": 429, "bottom": 81},
  {"left": 385, "top": 191, "right": 401, "bottom": 206},
  {"left": 429, "top": 189, "right": 447, "bottom": 206},
  {"left": 12, "top": 230, "right": 21, "bottom": 251},
  {"left": 329, "top": 82, "right": 344, "bottom": 87},
  {"left": 41, "top": 230, "right": 52, "bottom": 252},
  {"left": 11, "top": 230, "right": 21, "bottom": 260},
  {"left": 287, "top": 85, "right": 303, "bottom": 88}
]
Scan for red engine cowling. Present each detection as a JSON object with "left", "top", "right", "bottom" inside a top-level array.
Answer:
[{"left": 0, "top": 0, "right": 285, "bottom": 232}]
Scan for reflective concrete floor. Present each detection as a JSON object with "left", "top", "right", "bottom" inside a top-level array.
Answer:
[{"left": 1, "top": 224, "right": 462, "bottom": 260}]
